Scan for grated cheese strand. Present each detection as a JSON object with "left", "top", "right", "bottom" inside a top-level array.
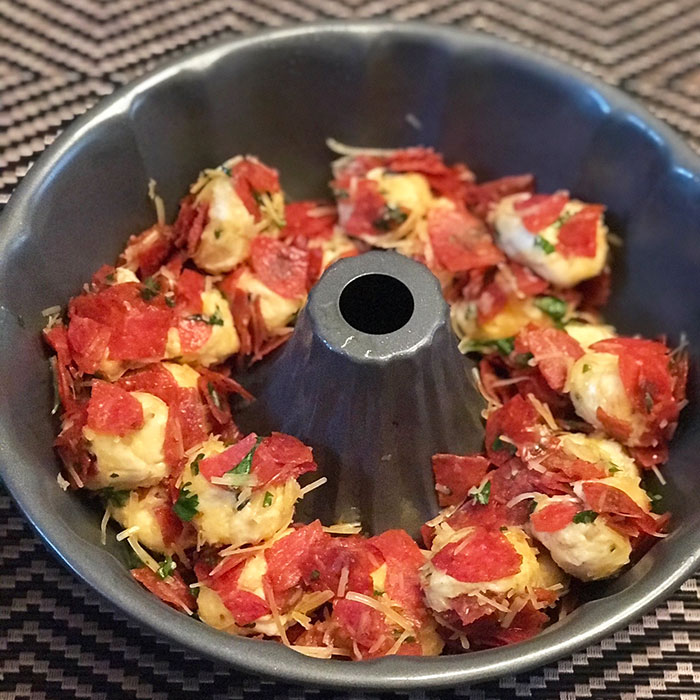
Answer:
[
  {"left": 299, "top": 477, "right": 328, "bottom": 497},
  {"left": 344, "top": 592, "right": 415, "bottom": 632},
  {"left": 126, "top": 536, "right": 160, "bottom": 573}
]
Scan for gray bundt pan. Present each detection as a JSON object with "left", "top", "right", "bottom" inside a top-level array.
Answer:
[{"left": 1, "top": 22, "right": 699, "bottom": 690}]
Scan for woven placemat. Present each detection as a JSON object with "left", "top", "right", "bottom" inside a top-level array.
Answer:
[{"left": 2, "top": 1, "right": 700, "bottom": 698}]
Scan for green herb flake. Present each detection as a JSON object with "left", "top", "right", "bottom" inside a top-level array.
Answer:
[
  {"left": 373, "top": 589, "right": 384, "bottom": 597},
  {"left": 534, "top": 235, "right": 555, "bottom": 254},
  {"left": 110, "top": 472, "right": 119, "bottom": 479},
  {"left": 207, "top": 382, "right": 222, "bottom": 410},
  {"left": 173, "top": 482, "right": 199, "bottom": 522},
  {"left": 465, "top": 337, "right": 515, "bottom": 357},
  {"left": 534, "top": 295, "right": 567, "bottom": 324},
  {"left": 190, "top": 453, "right": 205, "bottom": 476},
  {"left": 310, "top": 569, "right": 320, "bottom": 581},
  {"left": 105, "top": 272, "right": 116, "bottom": 283},
  {"left": 221, "top": 165, "right": 232, "bottom": 177},
  {"left": 99, "top": 487, "right": 130, "bottom": 508},
  {"left": 165, "top": 295, "right": 176, "bottom": 308},
  {"left": 500, "top": 525, "right": 508, "bottom": 532},
  {"left": 214, "top": 228, "right": 222, "bottom": 239},
  {"left": 157, "top": 555, "right": 177, "bottom": 580},
  {"left": 582, "top": 364, "right": 591, "bottom": 373},
  {"left": 514, "top": 352, "right": 534, "bottom": 368},
  {"left": 188, "top": 308, "right": 224, "bottom": 326},
  {"left": 608, "top": 463, "right": 622, "bottom": 474},
  {"left": 262, "top": 491, "right": 274, "bottom": 508},
  {"left": 140, "top": 276, "right": 161, "bottom": 301},
  {"left": 229, "top": 437, "right": 264, "bottom": 475},
  {"left": 404, "top": 636, "right": 416, "bottom": 644},
  {"left": 334, "top": 188, "right": 349, "bottom": 199},
  {"left": 373, "top": 204, "right": 408, "bottom": 232},
  {"left": 572, "top": 510, "right": 598, "bottom": 524},
  {"left": 494, "top": 337, "right": 515, "bottom": 356},
  {"left": 528, "top": 499, "right": 538, "bottom": 514},
  {"left": 492, "top": 436, "right": 517, "bottom": 455},
  {"left": 470, "top": 480, "right": 491, "bottom": 506}
]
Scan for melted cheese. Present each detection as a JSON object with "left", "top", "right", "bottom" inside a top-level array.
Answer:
[
  {"left": 162, "top": 361, "right": 201, "bottom": 389},
  {"left": 235, "top": 268, "right": 303, "bottom": 331},
  {"left": 111, "top": 487, "right": 169, "bottom": 554},
  {"left": 166, "top": 289, "right": 240, "bottom": 366},
  {"left": 192, "top": 175, "right": 258, "bottom": 274},
  {"left": 567, "top": 352, "right": 645, "bottom": 444},
  {"left": 477, "top": 297, "right": 549, "bottom": 341},
  {"left": 564, "top": 321, "right": 616, "bottom": 349},
  {"left": 530, "top": 495, "right": 632, "bottom": 581},
  {"left": 113, "top": 267, "right": 140, "bottom": 284},
  {"left": 366, "top": 168, "right": 434, "bottom": 218},
  {"left": 84, "top": 392, "right": 168, "bottom": 489},
  {"left": 492, "top": 195, "right": 608, "bottom": 287}
]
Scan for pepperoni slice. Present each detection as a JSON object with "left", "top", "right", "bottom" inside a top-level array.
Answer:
[
  {"left": 175, "top": 317, "right": 213, "bottom": 353},
  {"left": 44, "top": 324, "right": 78, "bottom": 411},
  {"left": 250, "top": 236, "right": 309, "bottom": 299},
  {"left": 173, "top": 198, "right": 208, "bottom": 255},
  {"left": 153, "top": 503, "right": 184, "bottom": 546},
  {"left": 581, "top": 481, "right": 657, "bottom": 534},
  {"left": 118, "top": 364, "right": 179, "bottom": 405},
  {"left": 464, "top": 174, "right": 535, "bottom": 219},
  {"left": 515, "top": 326, "right": 584, "bottom": 391},
  {"left": 131, "top": 568, "right": 195, "bottom": 612},
  {"left": 283, "top": 201, "right": 336, "bottom": 245},
  {"left": 542, "top": 448, "right": 605, "bottom": 480},
  {"left": 432, "top": 528, "right": 522, "bottom": 582},
  {"left": 207, "top": 562, "right": 271, "bottom": 625},
  {"left": 466, "top": 604, "right": 548, "bottom": 648},
  {"left": 265, "top": 520, "right": 328, "bottom": 595},
  {"left": 530, "top": 501, "right": 580, "bottom": 532},
  {"left": 122, "top": 224, "right": 173, "bottom": 277},
  {"left": 452, "top": 594, "right": 495, "bottom": 626},
  {"left": 476, "top": 279, "right": 509, "bottom": 324},
  {"left": 332, "top": 598, "right": 390, "bottom": 656},
  {"left": 230, "top": 158, "right": 281, "bottom": 219},
  {"left": 341, "top": 179, "right": 387, "bottom": 239},
  {"left": 484, "top": 395, "right": 542, "bottom": 465},
  {"left": 508, "top": 262, "right": 550, "bottom": 297},
  {"left": 66, "top": 316, "right": 111, "bottom": 374},
  {"left": 252, "top": 432, "right": 316, "bottom": 486},
  {"left": 198, "top": 432, "right": 259, "bottom": 481},
  {"left": 557, "top": 205, "right": 602, "bottom": 258},
  {"left": 514, "top": 192, "right": 568, "bottom": 232},
  {"left": 86, "top": 381, "right": 145, "bottom": 436},
  {"left": 427, "top": 205, "right": 504, "bottom": 272},
  {"left": 431, "top": 453, "right": 490, "bottom": 507},
  {"left": 175, "top": 268, "right": 206, "bottom": 312},
  {"left": 596, "top": 407, "right": 633, "bottom": 443}
]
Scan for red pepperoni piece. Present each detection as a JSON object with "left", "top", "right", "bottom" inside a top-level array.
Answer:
[
  {"left": 431, "top": 453, "right": 490, "bottom": 507},
  {"left": 476, "top": 280, "right": 509, "bottom": 324},
  {"left": 118, "top": 364, "right": 180, "bottom": 405},
  {"left": 341, "top": 179, "right": 386, "bottom": 239},
  {"left": 66, "top": 316, "right": 111, "bottom": 374},
  {"left": 464, "top": 174, "right": 535, "bottom": 219},
  {"left": 153, "top": 503, "right": 184, "bottom": 546},
  {"left": 370, "top": 530, "right": 426, "bottom": 623},
  {"left": 174, "top": 387, "right": 210, "bottom": 451},
  {"left": 542, "top": 448, "right": 605, "bottom": 481},
  {"left": 596, "top": 407, "right": 632, "bottom": 443},
  {"left": 250, "top": 236, "right": 309, "bottom": 299},
  {"left": 122, "top": 224, "right": 173, "bottom": 277},
  {"left": 110, "top": 304, "right": 173, "bottom": 361},
  {"left": 44, "top": 324, "right": 77, "bottom": 411},
  {"left": 332, "top": 598, "right": 390, "bottom": 657},
  {"left": 163, "top": 407, "right": 184, "bottom": 469},
  {"left": 629, "top": 444, "right": 668, "bottom": 469},
  {"left": 452, "top": 594, "right": 495, "bottom": 626},
  {"left": 231, "top": 158, "right": 281, "bottom": 219},
  {"left": 387, "top": 148, "right": 450, "bottom": 176},
  {"left": 515, "top": 326, "right": 584, "bottom": 392},
  {"left": 173, "top": 198, "right": 208, "bottom": 256},
  {"left": 86, "top": 381, "right": 145, "bottom": 436},
  {"left": 175, "top": 268, "right": 206, "bottom": 312},
  {"left": 530, "top": 501, "right": 580, "bottom": 532},
  {"left": 264, "top": 520, "right": 328, "bottom": 596},
  {"left": 198, "top": 432, "right": 259, "bottom": 481},
  {"left": 466, "top": 604, "right": 548, "bottom": 648},
  {"left": 131, "top": 568, "right": 195, "bottom": 612},
  {"left": 428, "top": 205, "right": 504, "bottom": 272},
  {"left": 252, "top": 432, "right": 316, "bottom": 486},
  {"left": 207, "top": 561, "right": 271, "bottom": 625},
  {"left": 508, "top": 262, "right": 550, "bottom": 297},
  {"left": 514, "top": 192, "right": 568, "bottom": 232},
  {"left": 306, "top": 246, "right": 324, "bottom": 290},
  {"left": 581, "top": 481, "right": 658, "bottom": 534},
  {"left": 174, "top": 317, "right": 213, "bottom": 354},
  {"left": 557, "top": 205, "right": 602, "bottom": 258},
  {"left": 432, "top": 528, "right": 522, "bottom": 582},
  {"left": 484, "top": 395, "right": 542, "bottom": 465},
  {"left": 283, "top": 201, "right": 336, "bottom": 244}
]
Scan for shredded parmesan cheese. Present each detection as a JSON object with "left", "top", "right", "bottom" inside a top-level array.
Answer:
[
  {"left": 505, "top": 491, "right": 543, "bottom": 509},
  {"left": 100, "top": 506, "right": 111, "bottom": 546},
  {"left": 299, "top": 476, "right": 328, "bottom": 497},
  {"left": 116, "top": 525, "right": 141, "bottom": 542},
  {"left": 527, "top": 393, "right": 559, "bottom": 431},
  {"left": 322, "top": 522, "right": 362, "bottom": 535},
  {"left": 337, "top": 565, "right": 350, "bottom": 598},
  {"left": 291, "top": 611, "right": 311, "bottom": 629},
  {"left": 651, "top": 464, "right": 667, "bottom": 486},
  {"left": 65, "top": 463, "right": 84, "bottom": 489},
  {"left": 326, "top": 138, "right": 399, "bottom": 157},
  {"left": 126, "top": 536, "right": 160, "bottom": 573},
  {"left": 147, "top": 178, "right": 166, "bottom": 227},
  {"left": 385, "top": 629, "right": 411, "bottom": 656},
  {"left": 41, "top": 305, "right": 62, "bottom": 317},
  {"left": 56, "top": 473, "right": 70, "bottom": 491},
  {"left": 291, "top": 645, "right": 350, "bottom": 659},
  {"left": 344, "top": 592, "right": 415, "bottom": 632},
  {"left": 262, "top": 577, "right": 290, "bottom": 646}
]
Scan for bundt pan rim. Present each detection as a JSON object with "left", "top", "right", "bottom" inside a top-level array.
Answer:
[{"left": 0, "top": 21, "right": 699, "bottom": 690}]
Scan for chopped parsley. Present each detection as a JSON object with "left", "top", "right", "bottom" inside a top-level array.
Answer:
[
  {"left": 105, "top": 272, "right": 115, "bottom": 283},
  {"left": 214, "top": 228, "right": 222, "bottom": 239},
  {"left": 165, "top": 295, "right": 176, "bottom": 308},
  {"left": 373, "top": 205, "right": 408, "bottom": 231},
  {"left": 157, "top": 555, "right": 177, "bottom": 580},
  {"left": 310, "top": 569, "right": 320, "bottom": 581},
  {"left": 470, "top": 480, "right": 491, "bottom": 506},
  {"left": 99, "top": 487, "right": 130, "bottom": 508},
  {"left": 529, "top": 499, "right": 538, "bottom": 514},
  {"left": 534, "top": 295, "right": 567, "bottom": 324},
  {"left": 500, "top": 525, "right": 508, "bottom": 532},
  {"left": 173, "top": 482, "right": 199, "bottom": 522},
  {"left": 582, "top": 363, "right": 591, "bottom": 373},
  {"left": 110, "top": 472, "right": 119, "bottom": 479},
  {"left": 514, "top": 352, "right": 534, "bottom": 368},
  {"left": 608, "top": 463, "right": 621, "bottom": 474},
  {"left": 373, "top": 589, "right": 384, "bottom": 597},
  {"left": 190, "top": 453, "right": 205, "bottom": 476},
  {"left": 228, "top": 437, "right": 264, "bottom": 475},
  {"left": 140, "top": 276, "right": 161, "bottom": 301},
  {"left": 207, "top": 382, "right": 223, "bottom": 410},
  {"left": 464, "top": 337, "right": 515, "bottom": 356},
  {"left": 534, "top": 235, "right": 555, "bottom": 254},
  {"left": 262, "top": 491, "right": 274, "bottom": 508},
  {"left": 188, "top": 307, "right": 224, "bottom": 326},
  {"left": 221, "top": 165, "right": 232, "bottom": 176},
  {"left": 553, "top": 212, "right": 572, "bottom": 229},
  {"left": 572, "top": 510, "right": 598, "bottom": 524},
  {"left": 334, "top": 188, "right": 349, "bottom": 199},
  {"left": 492, "top": 436, "right": 517, "bottom": 455},
  {"left": 404, "top": 636, "right": 416, "bottom": 644}
]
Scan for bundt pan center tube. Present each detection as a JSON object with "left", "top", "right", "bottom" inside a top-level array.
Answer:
[
  {"left": 1, "top": 21, "right": 700, "bottom": 690},
  {"left": 237, "top": 251, "right": 485, "bottom": 537}
]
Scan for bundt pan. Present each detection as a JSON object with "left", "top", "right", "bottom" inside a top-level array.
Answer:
[{"left": 0, "top": 22, "right": 699, "bottom": 690}]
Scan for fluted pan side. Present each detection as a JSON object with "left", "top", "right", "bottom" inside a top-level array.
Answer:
[{"left": 237, "top": 251, "right": 485, "bottom": 537}]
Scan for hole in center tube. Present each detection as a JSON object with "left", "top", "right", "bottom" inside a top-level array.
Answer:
[{"left": 339, "top": 273, "right": 414, "bottom": 335}]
